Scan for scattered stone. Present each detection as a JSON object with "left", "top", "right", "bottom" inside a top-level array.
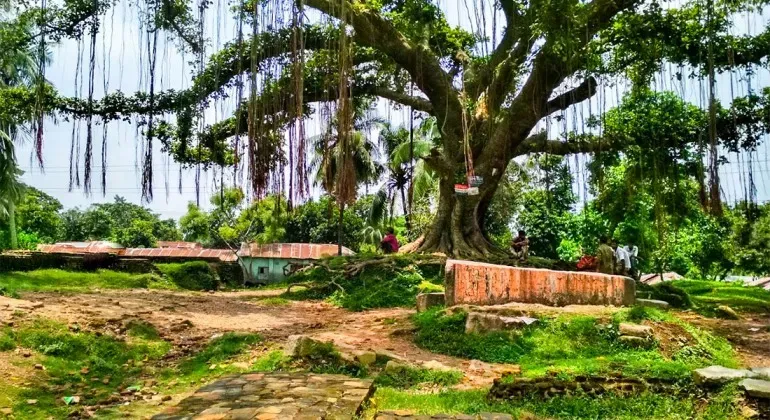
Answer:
[
  {"left": 34, "top": 364, "right": 44, "bottom": 370},
  {"left": 161, "top": 395, "right": 172, "bottom": 402},
  {"left": 635, "top": 299, "right": 670, "bottom": 309},
  {"left": 26, "top": 400, "right": 37, "bottom": 405},
  {"left": 716, "top": 305, "right": 741, "bottom": 320},
  {"left": 231, "top": 362, "right": 250, "bottom": 370},
  {"left": 385, "top": 360, "right": 413, "bottom": 374},
  {"left": 465, "top": 312, "right": 537, "bottom": 334},
  {"left": 740, "top": 379, "right": 770, "bottom": 399},
  {"left": 80, "top": 367, "right": 90, "bottom": 375},
  {"left": 0, "top": 408, "right": 12, "bottom": 415},
  {"left": 619, "top": 323, "right": 654, "bottom": 338},
  {"left": 208, "top": 364, "right": 217, "bottom": 370},
  {"left": 694, "top": 366, "right": 753, "bottom": 386},
  {"left": 30, "top": 302, "right": 44, "bottom": 309},
  {"left": 618, "top": 336, "right": 647, "bottom": 347},
  {"left": 5, "top": 321, "right": 13, "bottom": 327},
  {"left": 416, "top": 293, "right": 446, "bottom": 312},
  {"left": 354, "top": 351, "right": 377, "bottom": 367},
  {"left": 21, "top": 351, "right": 31, "bottom": 358}
]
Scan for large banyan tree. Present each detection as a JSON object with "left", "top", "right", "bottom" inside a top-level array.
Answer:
[{"left": 2, "top": 0, "right": 770, "bottom": 257}]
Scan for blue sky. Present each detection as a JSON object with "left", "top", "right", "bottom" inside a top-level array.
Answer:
[{"left": 16, "top": 1, "right": 770, "bottom": 219}]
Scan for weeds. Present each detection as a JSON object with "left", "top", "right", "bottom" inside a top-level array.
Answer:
[
  {"left": 177, "top": 333, "right": 262, "bottom": 375},
  {"left": 374, "top": 364, "right": 463, "bottom": 389},
  {"left": 412, "top": 308, "right": 738, "bottom": 382},
  {"left": 155, "top": 261, "right": 217, "bottom": 291},
  {"left": 371, "top": 386, "right": 741, "bottom": 419},
  {"left": 671, "top": 280, "right": 770, "bottom": 316}
]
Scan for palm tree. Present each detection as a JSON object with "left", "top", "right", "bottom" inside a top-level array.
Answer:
[
  {"left": 0, "top": 19, "right": 46, "bottom": 249},
  {"left": 310, "top": 108, "right": 384, "bottom": 254}
]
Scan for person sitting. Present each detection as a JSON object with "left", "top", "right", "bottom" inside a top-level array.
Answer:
[
  {"left": 511, "top": 230, "right": 530, "bottom": 261},
  {"left": 596, "top": 236, "right": 615, "bottom": 275},
  {"left": 380, "top": 227, "right": 400, "bottom": 254}
]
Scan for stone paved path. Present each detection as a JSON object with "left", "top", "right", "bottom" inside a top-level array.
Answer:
[
  {"left": 376, "top": 411, "right": 513, "bottom": 420},
  {"left": 152, "top": 373, "right": 373, "bottom": 420}
]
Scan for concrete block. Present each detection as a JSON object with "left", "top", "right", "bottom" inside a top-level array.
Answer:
[
  {"left": 444, "top": 260, "right": 635, "bottom": 307},
  {"left": 416, "top": 293, "right": 445, "bottom": 312}
]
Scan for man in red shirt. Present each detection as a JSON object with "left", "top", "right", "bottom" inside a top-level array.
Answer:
[{"left": 381, "top": 227, "right": 400, "bottom": 254}]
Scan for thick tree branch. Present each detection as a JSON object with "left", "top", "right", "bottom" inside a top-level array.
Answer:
[
  {"left": 545, "top": 77, "right": 598, "bottom": 115},
  {"left": 373, "top": 88, "right": 432, "bottom": 113},
  {"left": 514, "top": 132, "right": 615, "bottom": 156}
]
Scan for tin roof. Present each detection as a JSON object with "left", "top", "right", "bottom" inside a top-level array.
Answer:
[
  {"left": 122, "top": 247, "right": 237, "bottom": 262},
  {"left": 37, "top": 241, "right": 126, "bottom": 255},
  {"left": 157, "top": 241, "right": 203, "bottom": 249},
  {"left": 37, "top": 241, "right": 236, "bottom": 262},
  {"left": 238, "top": 243, "right": 354, "bottom": 259}
]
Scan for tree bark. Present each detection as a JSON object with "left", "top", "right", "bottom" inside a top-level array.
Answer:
[
  {"left": 337, "top": 202, "right": 345, "bottom": 256},
  {"left": 9, "top": 201, "right": 17, "bottom": 250}
]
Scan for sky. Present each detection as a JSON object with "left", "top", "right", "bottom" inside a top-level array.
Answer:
[{"left": 15, "top": 0, "right": 770, "bottom": 220}]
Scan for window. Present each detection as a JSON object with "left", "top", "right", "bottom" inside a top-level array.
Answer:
[{"left": 258, "top": 267, "right": 269, "bottom": 274}]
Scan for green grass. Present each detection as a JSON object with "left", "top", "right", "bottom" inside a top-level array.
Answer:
[
  {"left": 125, "top": 319, "right": 161, "bottom": 340},
  {"left": 176, "top": 333, "right": 262, "bottom": 376},
  {"left": 252, "top": 350, "right": 288, "bottom": 372},
  {"left": 371, "top": 386, "right": 741, "bottom": 420},
  {"left": 0, "top": 318, "right": 171, "bottom": 418},
  {"left": 374, "top": 365, "right": 463, "bottom": 389},
  {"left": 412, "top": 307, "right": 737, "bottom": 382},
  {"left": 253, "top": 297, "right": 291, "bottom": 306},
  {"left": 671, "top": 279, "right": 770, "bottom": 316},
  {"left": 155, "top": 261, "right": 217, "bottom": 291},
  {"left": 0, "top": 269, "right": 175, "bottom": 294}
]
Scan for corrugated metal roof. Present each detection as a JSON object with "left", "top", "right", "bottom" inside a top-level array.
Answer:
[
  {"left": 37, "top": 241, "right": 237, "bottom": 262},
  {"left": 37, "top": 242, "right": 126, "bottom": 255},
  {"left": 157, "top": 241, "right": 203, "bottom": 249},
  {"left": 238, "top": 243, "right": 354, "bottom": 259}
]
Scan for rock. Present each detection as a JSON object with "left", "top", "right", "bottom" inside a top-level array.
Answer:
[
  {"left": 618, "top": 336, "right": 647, "bottom": 347},
  {"left": 635, "top": 299, "right": 670, "bottom": 309},
  {"left": 384, "top": 360, "right": 413, "bottom": 374},
  {"left": 354, "top": 351, "right": 377, "bottom": 367},
  {"left": 231, "top": 362, "right": 250, "bottom": 370},
  {"left": 694, "top": 366, "right": 753, "bottom": 386},
  {"left": 21, "top": 351, "right": 31, "bottom": 358},
  {"left": 161, "top": 395, "right": 172, "bottom": 402},
  {"left": 0, "top": 408, "right": 12, "bottom": 415},
  {"left": 30, "top": 302, "right": 43, "bottom": 309},
  {"left": 740, "top": 379, "right": 770, "bottom": 399},
  {"left": 284, "top": 335, "right": 329, "bottom": 358},
  {"left": 34, "top": 364, "right": 44, "bottom": 370},
  {"left": 716, "top": 305, "right": 741, "bottom": 320},
  {"left": 619, "top": 323, "right": 653, "bottom": 338},
  {"left": 26, "top": 400, "right": 37, "bottom": 405},
  {"left": 751, "top": 367, "right": 770, "bottom": 380},
  {"left": 741, "top": 405, "right": 760, "bottom": 418},
  {"left": 416, "top": 293, "right": 445, "bottom": 312},
  {"left": 465, "top": 312, "right": 538, "bottom": 334},
  {"left": 422, "top": 360, "right": 454, "bottom": 372}
]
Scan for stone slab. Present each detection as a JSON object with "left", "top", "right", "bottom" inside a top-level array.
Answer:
[
  {"left": 694, "top": 366, "right": 754, "bottom": 386},
  {"left": 751, "top": 367, "right": 770, "bottom": 380},
  {"left": 417, "top": 293, "right": 446, "bottom": 312},
  {"left": 635, "top": 299, "right": 670, "bottom": 309},
  {"left": 740, "top": 379, "right": 770, "bottom": 399},
  {"left": 152, "top": 373, "right": 373, "bottom": 420},
  {"left": 445, "top": 260, "right": 635, "bottom": 307}
]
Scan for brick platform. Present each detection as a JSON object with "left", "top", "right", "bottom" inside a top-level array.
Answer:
[
  {"left": 445, "top": 260, "right": 635, "bottom": 307},
  {"left": 152, "top": 373, "right": 373, "bottom": 419}
]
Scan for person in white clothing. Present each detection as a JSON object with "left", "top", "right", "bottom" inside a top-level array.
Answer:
[
  {"left": 624, "top": 242, "right": 639, "bottom": 277},
  {"left": 612, "top": 241, "right": 631, "bottom": 276}
]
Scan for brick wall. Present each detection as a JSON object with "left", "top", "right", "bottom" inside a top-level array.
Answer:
[{"left": 445, "top": 260, "right": 635, "bottom": 307}]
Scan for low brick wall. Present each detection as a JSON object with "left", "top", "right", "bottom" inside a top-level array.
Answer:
[
  {"left": 489, "top": 374, "right": 682, "bottom": 399},
  {"left": 445, "top": 260, "right": 635, "bottom": 307}
]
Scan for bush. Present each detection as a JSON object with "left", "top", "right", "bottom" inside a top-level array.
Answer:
[
  {"left": 375, "top": 364, "right": 463, "bottom": 389},
  {"left": 636, "top": 282, "right": 692, "bottom": 309},
  {"left": 156, "top": 261, "right": 218, "bottom": 291}
]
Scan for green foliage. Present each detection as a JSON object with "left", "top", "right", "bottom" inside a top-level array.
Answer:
[
  {"left": 179, "top": 202, "right": 210, "bottom": 243},
  {"left": 155, "top": 261, "right": 217, "bottom": 291},
  {"left": 412, "top": 307, "right": 737, "bottom": 381},
  {"left": 124, "top": 320, "right": 161, "bottom": 340},
  {"left": 114, "top": 219, "right": 158, "bottom": 248},
  {"left": 725, "top": 202, "right": 770, "bottom": 275},
  {"left": 556, "top": 238, "right": 582, "bottom": 263},
  {"left": 251, "top": 350, "right": 287, "bottom": 372},
  {"left": 0, "top": 269, "right": 173, "bottom": 294},
  {"left": 12, "top": 187, "right": 63, "bottom": 243},
  {"left": 374, "top": 365, "right": 462, "bottom": 389},
  {"left": 284, "top": 196, "right": 366, "bottom": 252},
  {"left": 283, "top": 255, "right": 443, "bottom": 311},
  {"left": 177, "top": 333, "right": 262, "bottom": 375},
  {"left": 636, "top": 282, "right": 693, "bottom": 309}
]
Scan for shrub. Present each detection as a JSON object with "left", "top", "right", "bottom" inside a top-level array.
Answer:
[
  {"left": 156, "top": 261, "right": 217, "bottom": 291},
  {"left": 636, "top": 282, "right": 692, "bottom": 309},
  {"left": 375, "top": 364, "right": 463, "bottom": 389}
]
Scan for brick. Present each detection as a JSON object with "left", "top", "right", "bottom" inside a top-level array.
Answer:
[{"left": 444, "top": 260, "right": 635, "bottom": 307}]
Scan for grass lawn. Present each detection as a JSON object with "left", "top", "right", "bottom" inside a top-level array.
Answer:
[
  {"left": 670, "top": 279, "right": 770, "bottom": 316},
  {"left": 370, "top": 385, "right": 741, "bottom": 420},
  {"left": 412, "top": 306, "right": 737, "bottom": 382},
  {"left": 0, "top": 269, "right": 176, "bottom": 295}
]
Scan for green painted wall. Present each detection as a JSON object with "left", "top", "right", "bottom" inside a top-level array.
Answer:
[{"left": 240, "top": 257, "right": 313, "bottom": 284}]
